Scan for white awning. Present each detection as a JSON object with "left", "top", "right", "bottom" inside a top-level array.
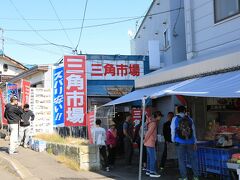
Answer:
[
  {"left": 165, "top": 70, "right": 240, "bottom": 98},
  {"left": 104, "top": 70, "right": 240, "bottom": 106},
  {"left": 104, "top": 82, "right": 177, "bottom": 106}
]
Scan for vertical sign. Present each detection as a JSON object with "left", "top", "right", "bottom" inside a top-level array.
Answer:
[
  {"left": 53, "top": 67, "right": 64, "bottom": 127},
  {"left": 0, "top": 90, "right": 7, "bottom": 125},
  {"left": 29, "top": 88, "right": 53, "bottom": 135},
  {"left": 132, "top": 108, "right": 142, "bottom": 126},
  {"left": 6, "top": 83, "right": 18, "bottom": 102},
  {"left": 21, "top": 79, "right": 31, "bottom": 105},
  {"left": 87, "top": 111, "right": 95, "bottom": 144},
  {"left": 64, "top": 55, "right": 87, "bottom": 126}
]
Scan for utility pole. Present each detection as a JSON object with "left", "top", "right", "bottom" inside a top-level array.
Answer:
[{"left": 0, "top": 28, "right": 4, "bottom": 55}]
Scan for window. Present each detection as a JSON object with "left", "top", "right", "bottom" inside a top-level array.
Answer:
[
  {"left": 163, "top": 29, "right": 170, "bottom": 49},
  {"left": 3, "top": 64, "right": 8, "bottom": 72},
  {"left": 214, "top": 0, "right": 240, "bottom": 22}
]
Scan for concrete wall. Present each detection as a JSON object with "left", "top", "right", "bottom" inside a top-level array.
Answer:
[
  {"left": 131, "top": 0, "right": 186, "bottom": 68},
  {"left": 46, "top": 142, "right": 100, "bottom": 171},
  {"left": 184, "top": 0, "right": 240, "bottom": 59}
]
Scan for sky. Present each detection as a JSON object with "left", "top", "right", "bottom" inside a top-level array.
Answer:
[{"left": 0, "top": 0, "right": 152, "bottom": 65}]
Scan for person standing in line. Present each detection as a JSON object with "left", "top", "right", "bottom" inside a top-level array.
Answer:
[
  {"left": 4, "top": 96, "right": 23, "bottom": 154},
  {"left": 144, "top": 111, "right": 163, "bottom": 178},
  {"left": 92, "top": 119, "right": 110, "bottom": 172},
  {"left": 106, "top": 122, "right": 117, "bottom": 168},
  {"left": 171, "top": 106, "right": 199, "bottom": 180},
  {"left": 123, "top": 113, "right": 134, "bottom": 166},
  {"left": 160, "top": 112, "right": 174, "bottom": 170},
  {"left": 19, "top": 104, "right": 35, "bottom": 148}
]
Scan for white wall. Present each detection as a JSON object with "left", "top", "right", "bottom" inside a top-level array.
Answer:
[
  {"left": 184, "top": 0, "right": 240, "bottom": 59},
  {"left": 131, "top": 0, "right": 186, "bottom": 68},
  {"left": 0, "top": 58, "right": 25, "bottom": 76}
]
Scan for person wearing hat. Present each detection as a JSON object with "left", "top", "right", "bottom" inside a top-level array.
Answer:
[
  {"left": 144, "top": 111, "right": 163, "bottom": 178},
  {"left": 106, "top": 121, "right": 117, "bottom": 168},
  {"left": 4, "top": 96, "right": 23, "bottom": 154}
]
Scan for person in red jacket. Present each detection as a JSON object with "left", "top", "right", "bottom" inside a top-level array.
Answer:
[
  {"left": 144, "top": 111, "right": 163, "bottom": 178},
  {"left": 106, "top": 122, "right": 117, "bottom": 168}
]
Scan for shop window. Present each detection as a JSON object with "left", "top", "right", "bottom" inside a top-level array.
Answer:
[
  {"left": 163, "top": 29, "right": 170, "bottom": 49},
  {"left": 214, "top": 0, "right": 240, "bottom": 23}
]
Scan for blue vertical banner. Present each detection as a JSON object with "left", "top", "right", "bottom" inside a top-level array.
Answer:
[
  {"left": 6, "top": 83, "right": 19, "bottom": 103},
  {"left": 53, "top": 67, "right": 64, "bottom": 127}
]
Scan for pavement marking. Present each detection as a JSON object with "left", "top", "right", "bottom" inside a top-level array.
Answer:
[{"left": 0, "top": 152, "right": 39, "bottom": 180}]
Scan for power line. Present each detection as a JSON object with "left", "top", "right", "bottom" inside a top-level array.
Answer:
[
  {"left": 48, "top": 0, "right": 74, "bottom": 48},
  {"left": 5, "top": 37, "right": 65, "bottom": 55},
  {"left": 0, "top": 16, "right": 141, "bottom": 21},
  {"left": 4, "top": 7, "right": 183, "bottom": 32},
  {"left": 75, "top": 0, "right": 88, "bottom": 53},
  {"left": 8, "top": 0, "right": 73, "bottom": 52}
]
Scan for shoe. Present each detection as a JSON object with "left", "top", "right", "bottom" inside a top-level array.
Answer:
[
  {"left": 106, "top": 167, "right": 110, "bottom": 172},
  {"left": 142, "top": 167, "right": 147, "bottom": 171},
  {"left": 9, "top": 151, "right": 18, "bottom": 155},
  {"left": 23, "top": 144, "right": 28, "bottom": 148},
  {"left": 146, "top": 171, "right": 150, "bottom": 176},
  {"left": 149, "top": 172, "right": 161, "bottom": 178}
]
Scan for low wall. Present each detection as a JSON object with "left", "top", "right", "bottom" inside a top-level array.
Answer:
[{"left": 45, "top": 142, "right": 100, "bottom": 171}]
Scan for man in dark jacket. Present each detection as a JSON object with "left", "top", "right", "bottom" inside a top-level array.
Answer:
[
  {"left": 4, "top": 96, "right": 23, "bottom": 154},
  {"left": 160, "top": 112, "right": 174, "bottom": 169},
  {"left": 19, "top": 104, "right": 35, "bottom": 148}
]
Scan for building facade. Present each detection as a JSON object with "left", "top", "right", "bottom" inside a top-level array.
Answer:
[{"left": 131, "top": 0, "right": 186, "bottom": 69}]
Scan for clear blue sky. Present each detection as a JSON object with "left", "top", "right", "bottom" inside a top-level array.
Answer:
[{"left": 1, "top": 0, "right": 152, "bottom": 65}]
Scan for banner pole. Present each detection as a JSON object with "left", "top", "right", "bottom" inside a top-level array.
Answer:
[{"left": 138, "top": 96, "right": 147, "bottom": 180}]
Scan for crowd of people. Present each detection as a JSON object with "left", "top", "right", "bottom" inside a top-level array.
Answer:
[
  {"left": 92, "top": 106, "right": 199, "bottom": 180},
  {"left": 4, "top": 96, "right": 35, "bottom": 154}
]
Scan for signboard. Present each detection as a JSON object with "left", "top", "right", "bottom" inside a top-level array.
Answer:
[
  {"left": 21, "top": 79, "right": 31, "bottom": 105},
  {"left": 64, "top": 55, "right": 87, "bottom": 126},
  {"left": 87, "top": 60, "right": 144, "bottom": 80},
  {"left": 132, "top": 108, "right": 142, "bottom": 126},
  {"left": 87, "top": 111, "right": 95, "bottom": 144},
  {"left": 29, "top": 88, "right": 53, "bottom": 135},
  {"left": 6, "top": 83, "right": 18, "bottom": 102},
  {"left": 0, "top": 90, "right": 7, "bottom": 125},
  {"left": 53, "top": 66, "right": 64, "bottom": 127}
]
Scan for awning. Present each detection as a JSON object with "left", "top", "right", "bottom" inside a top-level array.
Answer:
[
  {"left": 104, "top": 82, "right": 178, "bottom": 106},
  {"left": 166, "top": 70, "right": 240, "bottom": 98},
  {"left": 104, "top": 70, "right": 240, "bottom": 106}
]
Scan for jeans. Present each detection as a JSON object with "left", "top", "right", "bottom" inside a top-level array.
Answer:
[
  {"left": 124, "top": 137, "right": 133, "bottom": 165},
  {"left": 9, "top": 124, "right": 19, "bottom": 154},
  {"left": 99, "top": 146, "right": 109, "bottom": 168},
  {"left": 175, "top": 144, "right": 199, "bottom": 178},
  {"left": 146, "top": 146, "right": 157, "bottom": 173}
]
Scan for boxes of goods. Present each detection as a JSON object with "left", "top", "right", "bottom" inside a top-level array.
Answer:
[{"left": 31, "top": 139, "right": 46, "bottom": 152}]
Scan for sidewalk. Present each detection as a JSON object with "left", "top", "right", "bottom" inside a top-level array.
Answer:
[
  {"left": 0, "top": 139, "right": 216, "bottom": 180},
  {"left": 0, "top": 139, "right": 114, "bottom": 180}
]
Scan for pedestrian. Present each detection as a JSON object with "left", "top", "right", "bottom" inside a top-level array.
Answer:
[
  {"left": 92, "top": 119, "right": 110, "bottom": 172},
  {"left": 19, "top": 104, "right": 35, "bottom": 148},
  {"left": 4, "top": 96, "right": 23, "bottom": 154},
  {"left": 160, "top": 111, "right": 174, "bottom": 170},
  {"left": 171, "top": 106, "right": 199, "bottom": 180},
  {"left": 134, "top": 118, "right": 147, "bottom": 171},
  {"left": 144, "top": 111, "right": 163, "bottom": 178},
  {"left": 106, "top": 122, "right": 117, "bottom": 168},
  {"left": 123, "top": 113, "right": 134, "bottom": 165}
]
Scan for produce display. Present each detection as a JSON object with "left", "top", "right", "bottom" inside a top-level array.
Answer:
[{"left": 228, "top": 153, "right": 240, "bottom": 164}]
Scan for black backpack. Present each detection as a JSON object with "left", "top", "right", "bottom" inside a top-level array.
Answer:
[{"left": 176, "top": 115, "right": 193, "bottom": 140}]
